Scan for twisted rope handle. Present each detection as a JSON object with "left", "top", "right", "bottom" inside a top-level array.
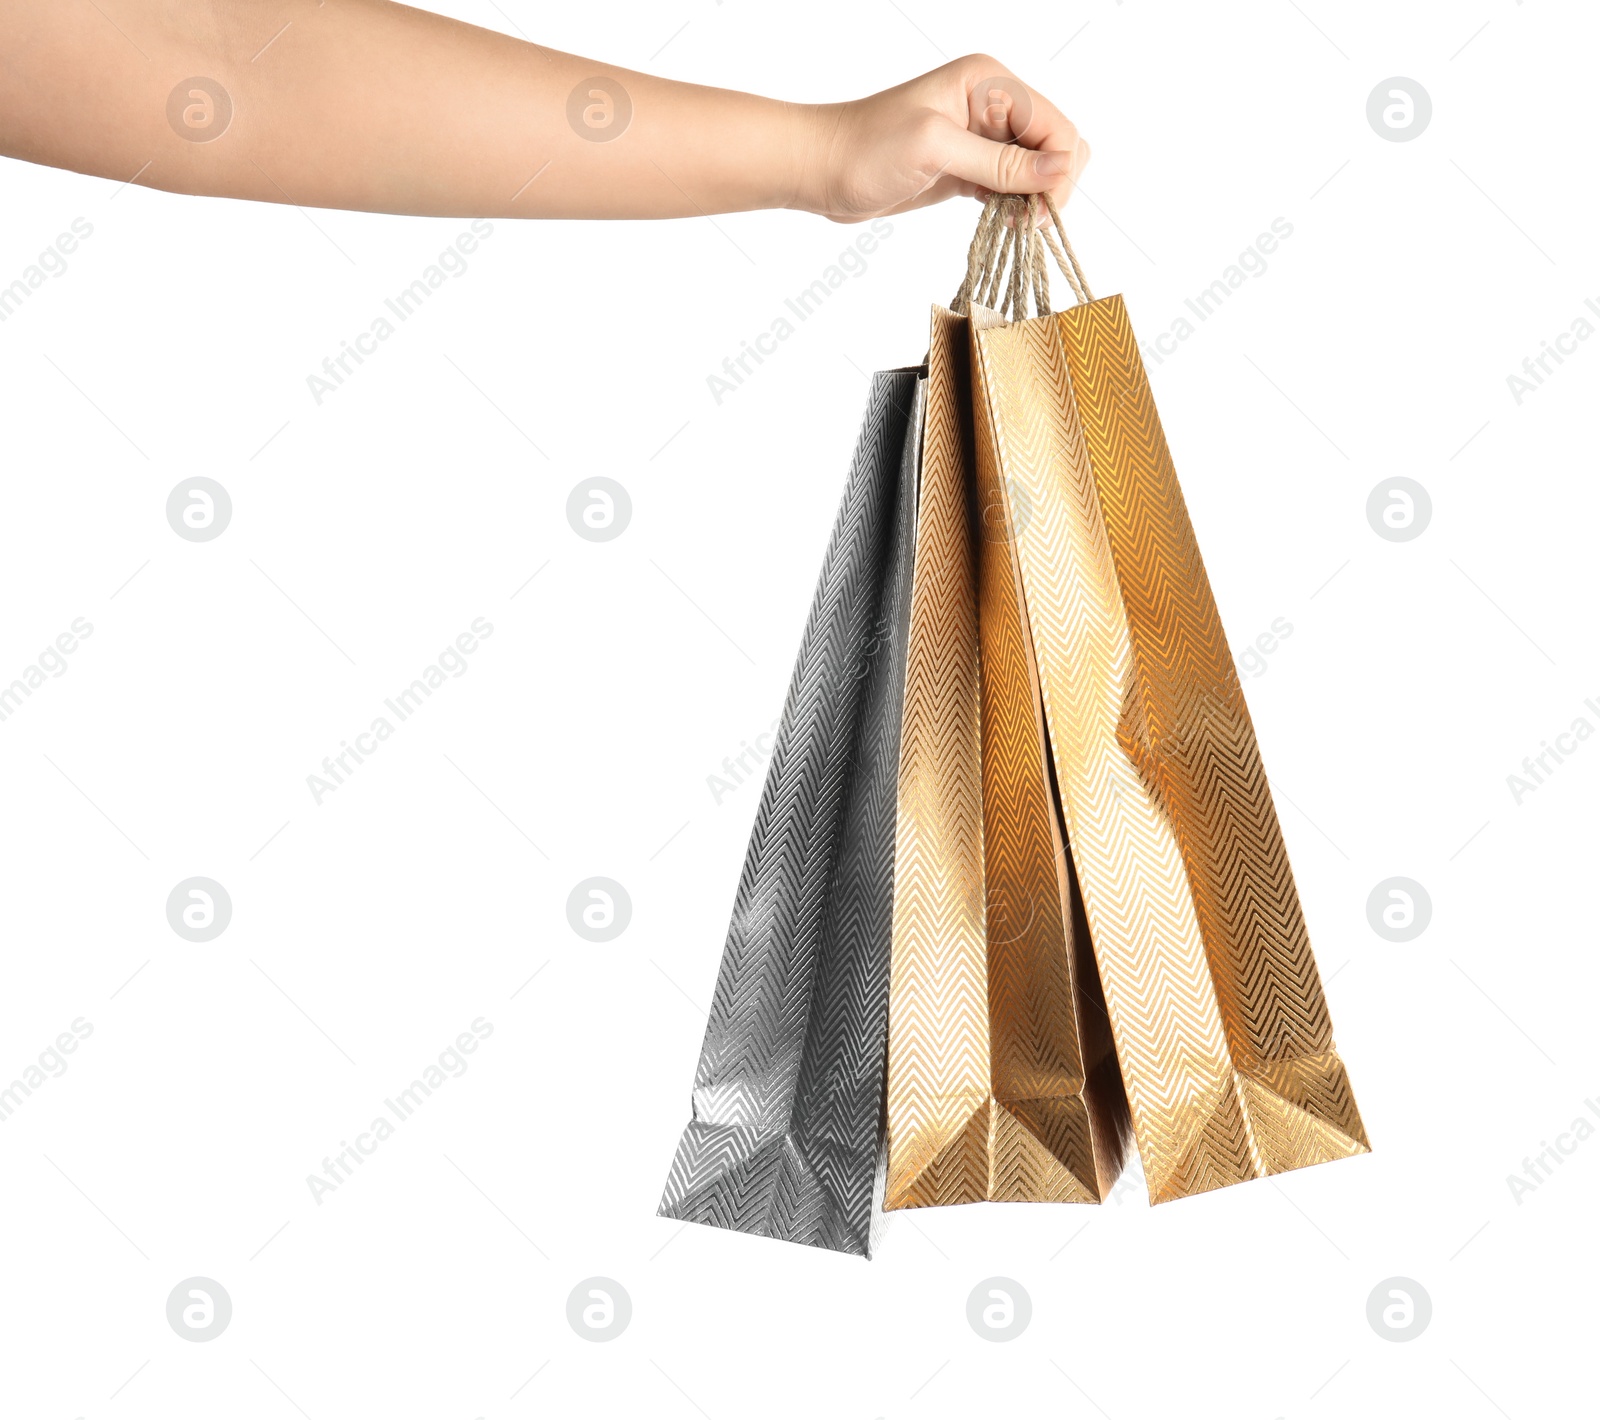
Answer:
[{"left": 951, "top": 190, "right": 1092, "bottom": 320}]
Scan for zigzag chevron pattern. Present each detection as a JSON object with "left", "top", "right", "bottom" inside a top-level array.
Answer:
[
  {"left": 885, "top": 310, "right": 992, "bottom": 1207},
  {"left": 885, "top": 306, "right": 1120, "bottom": 1210},
  {"left": 1056, "top": 297, "right": 1367, "bottom": 1165},
  {"left": 971, "top": 298, "right": 1368, "bottom": 1203},
  {"left": 968, "top": 304, "right": 1129, "bottom": 1202},
  {"left": 658, "top": 370, "right": 923, "bottom": 1256}
]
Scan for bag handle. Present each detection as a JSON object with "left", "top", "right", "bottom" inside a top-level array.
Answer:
[{"left": 951, "top": 191, "right": 1093, "bottom": 320}]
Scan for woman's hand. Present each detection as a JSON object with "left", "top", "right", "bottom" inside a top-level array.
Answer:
[
  {"left": 799, "top": 55, "right": 1090, "bottom": 222},
  {"left": 0, "top": 3, "right": 1085, "bottom": 223}
]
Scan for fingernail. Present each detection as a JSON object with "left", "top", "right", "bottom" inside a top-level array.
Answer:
[{"left": 1034, "top": 150, "right": 1073, "bottom": 177}]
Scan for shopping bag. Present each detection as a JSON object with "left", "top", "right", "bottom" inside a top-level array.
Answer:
[
  {"left": 658, "top": 369, "right": 924, "bottom": 1254},
  {"left": 885, "top": 301, "right": 1125, "bottom": 1208},
  {"left": 968, "top": 196, "right": 1369, "bottom": 1202}
]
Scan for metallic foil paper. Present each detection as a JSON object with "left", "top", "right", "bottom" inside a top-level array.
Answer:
[
  {"left": 659, "top": 371, "right": 923, "bottom": 1254},
  {"left": 885, "top": 307, "right": 1124, "bottom": 1209},
  {"left": 970, "top": 296, "right": 1369, "bottom": 1202}
]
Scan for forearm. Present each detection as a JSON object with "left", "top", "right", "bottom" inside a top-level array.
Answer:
[{"left": 0, "top": 0, "right": 828, "bottom": 217}]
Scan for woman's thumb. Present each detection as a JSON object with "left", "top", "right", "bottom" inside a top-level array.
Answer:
[{"left": 937, "top": 122, "right": 1085, "bottom": 199}]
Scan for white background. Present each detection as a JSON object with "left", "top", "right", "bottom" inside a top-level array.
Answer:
[{"left": 1, "top": 1, "right": 1594, "bottom": 1417}]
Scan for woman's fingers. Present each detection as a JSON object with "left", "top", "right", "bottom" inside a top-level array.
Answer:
[
  {"left": 939, "top": 63, "right": 1087, "bottom": 208},
  {"left": 807, "top": 56, "right": 1087, "bottom": 221},
  {"left": 936, "top": 121, "right": 1083, "bottom": 205},
  {"left": 964, "top": 71, "right": 1077, "bottom": 152}
]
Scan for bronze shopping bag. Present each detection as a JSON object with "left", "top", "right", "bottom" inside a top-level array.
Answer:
[
  {"left": 884, "top": 295, "right": 1125, "bottom": 1209},
  {"left": 966, "top": 197, "right": 1368, "bottom": 1202},
  {"left": 659, "top": 370, "right": 923, "bottom": 1255}
]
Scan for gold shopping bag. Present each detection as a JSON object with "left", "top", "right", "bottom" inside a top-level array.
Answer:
[
  {"left": 884, "top": 298, "right": 1125, "bottom": 1209},
  {"left": 965, "top": 197, "right": 1369, "bottom": 1203}
]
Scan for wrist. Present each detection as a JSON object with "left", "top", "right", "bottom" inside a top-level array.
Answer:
[{"left": 784, "top": 100, "right": 846, "bottom": 215}]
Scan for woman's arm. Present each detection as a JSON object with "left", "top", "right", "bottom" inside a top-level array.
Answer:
[{"left": 0, "top": 0, "right": 1086, "bottom": 220}]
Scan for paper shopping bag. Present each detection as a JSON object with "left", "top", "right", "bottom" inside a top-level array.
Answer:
[
  {"left": 659, "top": 370, "right": 923, "bottom": 1254},
  {"left": 884, "top": 302, "right": 1125, "bottom": 1209},
  {"left": 968, "top": 198, "right": 1368, "bottom": 1202}
]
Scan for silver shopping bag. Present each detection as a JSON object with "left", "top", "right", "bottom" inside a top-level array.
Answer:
[{"left": 659, "top": 369, "right": 924, "bottom": 1255}]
